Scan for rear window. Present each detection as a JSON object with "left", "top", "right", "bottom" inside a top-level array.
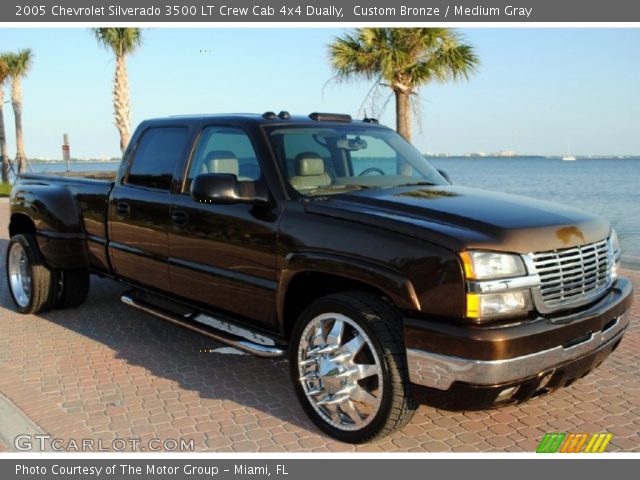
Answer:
[{"left": 126, "top": 127, "right": 188, "bottom": 190}]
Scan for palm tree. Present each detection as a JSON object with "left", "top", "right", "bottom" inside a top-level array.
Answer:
[
  {"left": 329, "top": 28, "right": 479, "bottom": 143},
  {"left": 0, "top": 56, "right": 10, "bottom": 182},
  {"left": 4, "top": 49, "right": 33, "bottom": 174},
  {"left": 93, "top": 28, "right": 142, "bottom": 153}
]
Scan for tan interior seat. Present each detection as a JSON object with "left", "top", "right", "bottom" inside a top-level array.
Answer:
[
  {"left": 289, "top": 152, "right": 331, "bottom": 191},
  {"left": 200, "top": 150, "right": 251, "bottom": 181},
  {"left": 202, "top": 150, "right": 239, "bottom": 175}
]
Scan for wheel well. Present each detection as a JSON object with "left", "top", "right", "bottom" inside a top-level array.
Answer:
[
  {"left": 282, "top": 272, "right": 388, "bottom": 339},
  {"left": 9, "top": 213, "right": 36, "bottom": 237}
]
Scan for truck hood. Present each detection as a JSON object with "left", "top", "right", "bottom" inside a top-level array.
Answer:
[{"left": 305, "top": 185, "right": 611, "bottom": 253}]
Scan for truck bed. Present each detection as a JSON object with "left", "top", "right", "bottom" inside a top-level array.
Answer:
[{"left": 13, "top": 172, "right": 115, "bottom": 274}]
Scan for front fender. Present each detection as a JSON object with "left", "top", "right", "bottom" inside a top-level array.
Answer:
[{"left": 277, "top": 251, "right": 421, "bottom": 322}]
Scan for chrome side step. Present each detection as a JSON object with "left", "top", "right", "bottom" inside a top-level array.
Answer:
[{"left": 121, "top": 292, "right": 285, "bottom": 358}]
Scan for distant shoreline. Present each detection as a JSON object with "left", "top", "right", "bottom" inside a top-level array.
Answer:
[
  {"left": 24, "top": 156, "right": 640, "bottom": 163},
  {"left": 27, "top": 159, "right": 120, "bottom": 164}
]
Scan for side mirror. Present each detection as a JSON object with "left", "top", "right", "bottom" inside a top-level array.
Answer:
[
  {"left": 190, "top": 174, "right": 269, "bottom": 205},
  {"left": 438, "top": 169, "right": 452, "bottom": 184}
]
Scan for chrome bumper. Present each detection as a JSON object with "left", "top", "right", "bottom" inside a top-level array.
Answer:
[{"left": 407, "top": 313, "right": 629, "bottom": 390}]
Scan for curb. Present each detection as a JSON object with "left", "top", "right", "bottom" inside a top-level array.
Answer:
[{"left": 0, "top": 393, "right": 49, "bottom": 452}]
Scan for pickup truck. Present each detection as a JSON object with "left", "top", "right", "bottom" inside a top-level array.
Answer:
[{"left": 6, "top": 112, "right": 633, "bottom": 443}]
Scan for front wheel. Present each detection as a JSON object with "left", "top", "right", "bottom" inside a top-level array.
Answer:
[
  {"left": 290, "top": 291, "right": 416, "bottom": 443},
  {"left": 6, "top": 234, "right": 58, "bottom": 314}
]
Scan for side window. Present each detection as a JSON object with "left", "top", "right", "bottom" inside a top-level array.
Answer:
[
  {"left": 126, "top": 127, "right": 188, "bottom": 190},
  {"left": 185, "top": 127, "right": 262, "bottom": 192}
]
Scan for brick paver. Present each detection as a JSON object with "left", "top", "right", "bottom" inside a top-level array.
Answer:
[{"left": 0, "top": 199, "right": 638, "bottom": 452}]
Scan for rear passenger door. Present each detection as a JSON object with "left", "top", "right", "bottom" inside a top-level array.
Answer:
[
  {"left": 108, "top": 126, "right": 190, "bottom": 292},
  {"left": 168, "top": 126, "right": 280, "bottom": 328}
]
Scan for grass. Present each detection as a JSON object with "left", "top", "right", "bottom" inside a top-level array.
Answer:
[{"left": 0, "top": 182, "right": 12, "bottom": 196}]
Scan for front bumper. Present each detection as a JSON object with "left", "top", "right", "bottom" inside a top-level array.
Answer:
[{"left": 405, "top": 277, "right": 633, "bottom": 407}]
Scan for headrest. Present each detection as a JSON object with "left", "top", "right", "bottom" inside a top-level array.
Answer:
[
  {"left": 205, "top": 150, "right": 238, "bottom": 176},
  {"left": 295, "top": 152, "right": 325, "bottom": 176}
]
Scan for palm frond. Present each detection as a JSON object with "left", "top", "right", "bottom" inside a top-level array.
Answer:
[
  {"left": 93, "top": 28, "right": 142, "bottom": 57},
  {"left": 0, "top": 57, "right": 8, "bottom": 82},
  {"left": 3, "top": 49, "right": 33, "bottom": 79},
  {"left": 328, "top": 27, "right": 479, "bottom": 91}
]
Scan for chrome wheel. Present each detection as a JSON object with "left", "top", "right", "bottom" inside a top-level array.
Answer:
[
  {"left": 8, "top": 241, "right": 32, "bottom": 308},
  {"left": 297, "top": 313, "right": 384, "bottom": 431}
]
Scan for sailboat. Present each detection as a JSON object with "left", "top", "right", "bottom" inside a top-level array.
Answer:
[{"left": 562, "top": 144, "right": 576, "bottom": 161}]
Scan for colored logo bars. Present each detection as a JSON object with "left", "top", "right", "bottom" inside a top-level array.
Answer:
[{"left": 536, "top": 433, "right": 613, "bottom": 453}]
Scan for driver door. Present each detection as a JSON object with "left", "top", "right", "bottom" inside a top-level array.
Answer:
[{"left": 168, "top": 126, "right": 280, "bottom": 328}]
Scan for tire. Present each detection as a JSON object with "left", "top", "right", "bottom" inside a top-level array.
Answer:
[
  {"left": 289, "top": 291, "right": 416, "bottom": 443},
  {"left": 5, "top": 234, "right": 59, "bottom": 314},
  {"left": 55, "top": 269, "right": 90, "bottom": 309}
]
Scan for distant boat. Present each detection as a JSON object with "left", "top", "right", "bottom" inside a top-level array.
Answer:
[{"left": 562, "top": 144, "right": 576, "bottom": 161}]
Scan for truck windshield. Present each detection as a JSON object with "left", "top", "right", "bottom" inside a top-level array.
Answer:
[{"left": 266, "top": 125, "right": 448, "bottom": 196}]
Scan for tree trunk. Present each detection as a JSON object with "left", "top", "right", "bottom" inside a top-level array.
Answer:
[
  {"left": 11, "top": 76, "right": 26, "bottom": 174},
  {"left": 0, "top": 84, "right": 10, "bottom": 183},
  {"left": 114, "top": 54, "right": 132, "bottom": 152},
  {"left": 395, "top": 89, "right": 412, "bottom": 142},
  {"left": 395, "top": 89, "right": 413, "bottom": 176}
]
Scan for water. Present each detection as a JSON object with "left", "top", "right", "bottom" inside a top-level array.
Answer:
[
  {"left": 23, "top": 157, "right": 640, "bottom": 262},
  {"left": 429, "top": 157, "right": 640, "bottom": 263},
  {"left": 21, "top": 161, "right": 120, "bottom": 177}
]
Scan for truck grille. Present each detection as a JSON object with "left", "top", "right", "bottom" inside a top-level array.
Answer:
[{"left": 532, "top": 238, "right": 611, "bottom": 309}]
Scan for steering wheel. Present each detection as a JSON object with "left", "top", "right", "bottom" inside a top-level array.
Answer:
[{"left": 359, "top": 167, "right": 385, "bottom": 176}]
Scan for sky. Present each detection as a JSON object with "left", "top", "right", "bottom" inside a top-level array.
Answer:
[{"left": 0, "top": 27, "right": 639, "bottom": 159}]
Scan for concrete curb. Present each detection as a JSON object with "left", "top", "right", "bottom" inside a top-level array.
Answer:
[{"left": 0, "top": 393, "right": 49, "bottom": 452}]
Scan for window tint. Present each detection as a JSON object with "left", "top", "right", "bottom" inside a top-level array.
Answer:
[
  {"left": 127, "top": 127, "right": 188, "bottom": 190},
  {"left": 186, "top": 127, "right": 261, "bottom": 192}
]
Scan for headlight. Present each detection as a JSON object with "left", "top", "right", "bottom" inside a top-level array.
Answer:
[
  {"left": 467, "top": 291, "right": 532, "bottom": 320},
  {"left": 460, "top": 251, "right": 527, "bottom": 280},
  {"left": 461, "top": 250, "right": 531, "bottom": 321}
]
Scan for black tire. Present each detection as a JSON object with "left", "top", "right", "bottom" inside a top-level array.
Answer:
[
  {"left": 55, "top": 269, "right": 90, "bottom": 309},
  {"left": 289, "top": 291, "right": 416, "bottom": 443},
  {"left": 5, "top": 234, "right": 59, "bottom": 314}
]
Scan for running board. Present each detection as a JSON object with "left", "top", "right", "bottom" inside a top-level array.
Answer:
[{"left": 120, "top": 292, "right": 285, "bottom": 358}]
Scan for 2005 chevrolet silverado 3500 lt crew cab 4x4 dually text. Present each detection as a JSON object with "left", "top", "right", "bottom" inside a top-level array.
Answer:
[{"left": 6, "top": 112, "right": 633, "bottom": 443}]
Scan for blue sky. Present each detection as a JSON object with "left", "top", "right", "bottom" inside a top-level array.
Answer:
[{"left": 0, "top": 28, "right": 639, "bottom": 158}]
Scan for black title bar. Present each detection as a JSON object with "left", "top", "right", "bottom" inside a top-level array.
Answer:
[{"left": 3, "top": 0, "right": 640, "bottom": 22}]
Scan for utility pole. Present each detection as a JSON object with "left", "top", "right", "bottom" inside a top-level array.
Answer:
[{"left": 62, "top": 134, "right": 70, "bottom": 172}]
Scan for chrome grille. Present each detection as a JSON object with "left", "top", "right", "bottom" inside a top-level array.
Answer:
[{"left": 532, "top": 239, "right": 611, "bottom": 309}]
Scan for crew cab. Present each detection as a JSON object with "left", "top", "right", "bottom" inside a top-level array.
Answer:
[{"left": 6, "top": 112, "right": 633, "bottom": 443}]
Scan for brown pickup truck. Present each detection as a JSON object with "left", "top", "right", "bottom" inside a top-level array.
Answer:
[{"left": 6, "top": 112, "right": 633, "bottom": 443}]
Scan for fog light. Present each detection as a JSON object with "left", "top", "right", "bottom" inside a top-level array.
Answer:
[
  {"left": 466, "top": 291, "right": 531, "bottom": 320},
  {"left": 495, "top": 386, "right": 519, "bottom": 403}
]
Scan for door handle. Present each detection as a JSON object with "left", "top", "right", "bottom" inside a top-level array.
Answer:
[
  {"left": 171, "top": 210, "right": 189, "bottom": 226},
  {"left": 116, "top": 202, "right": 130, "bottom": 218}
]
